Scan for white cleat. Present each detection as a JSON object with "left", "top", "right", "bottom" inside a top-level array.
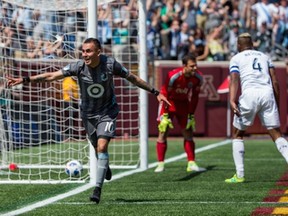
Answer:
[
  {"left": 154, "top": 162, "right": 165, "bottom": 173},
  {"left": 187, "top": 161, "right": 206, "bottom": 172}
]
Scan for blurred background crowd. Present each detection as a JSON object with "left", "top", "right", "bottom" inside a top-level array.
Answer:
[{"left": 0, "top": 0, "right": 288, "bottom": 62}]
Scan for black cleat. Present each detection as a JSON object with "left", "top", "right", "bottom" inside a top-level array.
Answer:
[
  {"left": 105, "top": 166, "right": 112, "bottom": 180},
  {"left": 90, "top": 187, "right": 101, "bottom": 204}
]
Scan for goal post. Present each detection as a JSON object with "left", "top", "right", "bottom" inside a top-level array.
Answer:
[{"left": 0, "top": 0, "right": 148, "bottom": 184}]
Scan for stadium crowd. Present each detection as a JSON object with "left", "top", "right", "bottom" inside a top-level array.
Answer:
[{"left": 0, "top": 0, "right": 287, "bottom": 61}]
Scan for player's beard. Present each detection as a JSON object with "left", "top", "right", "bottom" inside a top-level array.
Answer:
[{"left": 184, "top": 70, "right": 195, "bottom": 78}]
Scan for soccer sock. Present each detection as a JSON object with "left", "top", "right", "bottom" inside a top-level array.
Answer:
[
  {"left": 156, "top": 141, "right": 167, "bottom": 162},
  {"left": 275, "top": 137, "right": 288, "bottom": 163},
  {"left": 232, "top": 139, "right": 245, "bottom": 178},
  {"left": 184, "top": 139, "right": 195, "bottom": 161},
  {"left": 95, "top": 152, "right": 109, "bottom": 188}
]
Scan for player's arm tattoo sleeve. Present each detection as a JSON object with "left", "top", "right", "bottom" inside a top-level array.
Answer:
[
  {"left": 30, "top": 70, "right": 64, "bottom": 83},
  {"left": 126, "top": 73, "right": 154, "bottom": 92}
]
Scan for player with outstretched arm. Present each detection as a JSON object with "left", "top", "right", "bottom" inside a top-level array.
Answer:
[{"left": 6, "top": 38, "right": 170, "bottom": 203}]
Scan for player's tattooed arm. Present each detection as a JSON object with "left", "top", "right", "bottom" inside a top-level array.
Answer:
[
  {"left": 126, "top": 72, "right": 153, "bottom": 92},
  {"left": 30, "top": 70, "right": 65, "bottom": 83},
  {"left": 126, "top": 73, "right": 171, "bottom": 106}
]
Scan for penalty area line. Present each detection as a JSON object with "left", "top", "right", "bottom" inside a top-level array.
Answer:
[{"left": 2, "top": 139, "right": 231, "bottom": 216}]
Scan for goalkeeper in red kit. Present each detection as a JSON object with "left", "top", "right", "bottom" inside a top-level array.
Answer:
[{"left": 154, "top": 53, "right": 206, "bottom": 173}]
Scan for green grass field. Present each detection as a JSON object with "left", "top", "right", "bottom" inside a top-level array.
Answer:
[{"left": 1, "top": 137, "right": 288, "bottom": 216}]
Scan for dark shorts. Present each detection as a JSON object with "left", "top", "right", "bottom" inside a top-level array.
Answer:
[{"left": 82, "top": 109, "right": 118, "bottom": 146}]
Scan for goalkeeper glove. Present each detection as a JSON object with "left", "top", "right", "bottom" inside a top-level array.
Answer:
[
  {"left": 186, "top": 114, "right": 196, "bottom": 131},
  {"left": 158, "top": 113, "right": 174, "bottom": 133}
]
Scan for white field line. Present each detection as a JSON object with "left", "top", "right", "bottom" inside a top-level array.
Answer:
[
  {"left": 2, "top": 139, "right": 231, "bottom": 216},
  {"left": 56, "top": 201, "right": 288, "bottom": 205}
]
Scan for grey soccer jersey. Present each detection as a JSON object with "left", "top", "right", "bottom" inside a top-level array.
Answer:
[{"left": 61, "top": 55, "right": 129, "bottom": 117}]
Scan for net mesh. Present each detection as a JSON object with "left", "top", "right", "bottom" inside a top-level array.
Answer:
[{"left": 0, "top": 0, "right": 141, "bottom": 183}]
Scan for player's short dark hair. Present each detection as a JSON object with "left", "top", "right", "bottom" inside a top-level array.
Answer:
[
  {"left": 83, "top": 38, "right": 102, "bottom": 49},
  {"left": 182, "top": 53, "right": 197, "bottom": 65}
]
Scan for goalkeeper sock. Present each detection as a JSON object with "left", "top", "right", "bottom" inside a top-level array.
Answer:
[
  {"left": 275, "top": 137, "right": 288, "bottom": 163},
  {"left": 232, "top": 139, "right": 245, "bottom": 178},
  {"left": 184, "top": 139, "right": 195, "bottom": 161},
  {"left": 96, "top": 152, "right": 109, "bottom": 188},
  {"left": 156, "top": 141, "right": 167, "bottom": 162}
]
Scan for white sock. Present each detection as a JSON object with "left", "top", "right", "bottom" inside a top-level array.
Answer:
[
  {"left": 232, "top": 139, "right": 245, "bottom": 178},
  {"left": 275, "top": 137, "right": 288, "bottom": 163}
]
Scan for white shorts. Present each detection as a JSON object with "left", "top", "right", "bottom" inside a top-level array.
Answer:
[{"left": 233, "top": 88, "right": 280, "bottom": 131}]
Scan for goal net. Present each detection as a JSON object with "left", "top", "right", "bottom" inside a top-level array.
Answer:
[{"left": 0, "top": 0, "right": 143, "bottom": 183}]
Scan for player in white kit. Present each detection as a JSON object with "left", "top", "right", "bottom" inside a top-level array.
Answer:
[{"left": 225, "top": 33, "right": 288, "bottom": 183}]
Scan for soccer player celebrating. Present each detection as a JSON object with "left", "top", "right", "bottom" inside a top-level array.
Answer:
[
  {"left": 225, "top": 33, "right": 288, "bottom": 183},
  {"left": 154, "top": 53, "right": 206, "bottom": 173},
  {"left": 6, "top": 38, "right": 170, "bottom": 203}
]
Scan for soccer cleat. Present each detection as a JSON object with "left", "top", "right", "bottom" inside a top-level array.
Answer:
[
  {"left": 154, "top": 162, "right": 165, "bottom": 172},
  {"left": 186, "top": 161, "right": 206, "bottom": 172},
  {"left": 90, "top": 187, "right": 101, "bottom": 203},
  {"left": 225, "top": 174, "right": 245, "bottom": 183},
  {"left": 105, "top": 166, "right": 112, "bottom": 180}
]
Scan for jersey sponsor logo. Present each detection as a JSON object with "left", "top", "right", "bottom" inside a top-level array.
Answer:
[
  {"left": 175, "top": 88, "right": 189, "bottom": 94},
  {"left": 87, "top": 84, "right": 104, "bottom": 98}
]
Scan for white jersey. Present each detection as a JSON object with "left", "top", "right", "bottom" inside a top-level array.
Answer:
[
  {"left": 229, "top": 49, "right": 279, "bottom": 130},
  {"left": 229, "top": 49, "right": 274, "bottom": 92}
]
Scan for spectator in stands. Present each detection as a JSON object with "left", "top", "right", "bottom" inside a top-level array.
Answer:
[
  {"left": 111, "top": 0, "right": 130, "bottom": 29},
  {"left": 2, "top": 25, "right": 16, "bottom": 57},
  {"left": 225, "top": 33, "right": 288, "bottom": 183},
  {"left": 177, "top": 22, "right": 193, "bottom": 60},
  {"left": 154, "top": 53, "right": 206, "bottom": 173},
  {"left": 15, "top": 23, "right": 27, "bottom": 50},
  {"left": 276, "top": 0, "right": 288, "bottom": 49},
  {"left": 204, "top": 0, "right": 225, "bottom": 34},
  {"left": 254, "top": 21, "right": 273, "bottom": 56},
  {"left": 197, "top": 24, "right": 227, "bottom": 61},
  {"left": 97, "top": 4, "right": 112, "bottom": 45},
  {"left": 41, "top": 35, "right": 63, "bottom": 59},
  {"left": 226, "top": 20, "right": 241, "bottom": 59},
  {"left": 221, "top": 0, "right": 234, "bottom": 18},
  {"left": 160, "top": 0, "right": 181, "bottom": 30},
  {"left": 161, "top": 18, "right": 181, "bottom": 60},
  {"left": 196, "top": 0, "right": 208, "bottom": 31},
  {"left": 0, "top": 3, "right": 13, "bottom": 27},
  {"left": 251, "top": 0, "right": 273, "bottom": 31},
  {"left": 6, "top": 37, "right": 170, "bottom": 204},
  {"left": 147, "top": 20, "right": 163, "bottom": 60},
  {"left": 179, "top": 0, "right": 197, "bottom": 31},
  {"left": 11, "top": 5, "right": 33, "bottom": 36},
  {"left": 2, "top": 0, "right": 287, "bottom": 62},
  {"left": 112, "top": 18, "right": 128, "bottom": 45},
  {"left": 246, "top": 16, "right": 258, "bottom": 42},
  {"left": 26, "top": 36, "right": 43, "bottom": 59},
  {"left": 147, "top": 4, "right": 163, "bottom": 59},
  {"left": 190, "top": 27, "right": 207, "bottom": 58}
]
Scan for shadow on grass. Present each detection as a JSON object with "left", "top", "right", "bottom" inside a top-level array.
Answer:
[
  {"left": 114, "top": 198, "right": 171, "bottom": 203},
  {"left": 176, "top": 165, "right": 216, "bottom": 181}
]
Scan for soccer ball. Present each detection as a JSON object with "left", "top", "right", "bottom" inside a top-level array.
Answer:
[{"left": 65, "top": 160, "right": 83, "bottom": 177}]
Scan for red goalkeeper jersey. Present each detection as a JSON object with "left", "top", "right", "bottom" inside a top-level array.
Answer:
[{"left": 159, "top": 67, "right": 203, "bottom": 117}]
